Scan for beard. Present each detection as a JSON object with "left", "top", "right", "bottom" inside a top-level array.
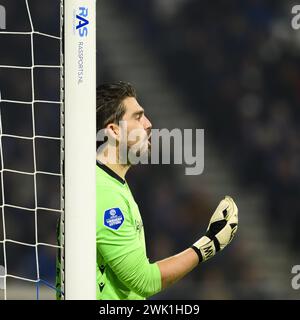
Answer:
[{"left": 119, "top": 137, "right": 151, "bottom": 165}]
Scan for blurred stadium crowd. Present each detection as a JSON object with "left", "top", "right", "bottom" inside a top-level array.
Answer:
[
  {"left": 113, "top": 0, "right": 300, "bottom": 298},
  {"left": 122, "top": 0, "right": 300, "bottom": 252}
]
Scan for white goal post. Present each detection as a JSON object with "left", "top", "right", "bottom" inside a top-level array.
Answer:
[{"left": 64, "top": 0, "right": 96, "bottom": 300}]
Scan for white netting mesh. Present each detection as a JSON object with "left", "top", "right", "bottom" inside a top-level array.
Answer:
[{"left": 0, "top": 0, "right": 64, "bottom": 300}]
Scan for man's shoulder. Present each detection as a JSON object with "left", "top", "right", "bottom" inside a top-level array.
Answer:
[
  {"left": 97, "top": 186, "right": 129, "bottom": 203},
  {"left": 96, "top": 164, "right": 126, "bottom": 187},
  {"left": 96, "top": 178, "right": 130, "bottom": 211},
  {"left": 96, "top": 185, "right": 133, "bottom": 232},
  {"left": 96, "top": 165, "right": 134, "bottom": 221}
]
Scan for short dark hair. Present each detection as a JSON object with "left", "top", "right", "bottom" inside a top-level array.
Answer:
[{"left": 96, "top": 81, "right": 136, "bottom": 132}]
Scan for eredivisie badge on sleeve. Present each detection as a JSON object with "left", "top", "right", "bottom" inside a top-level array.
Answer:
[{"left": 104, "top": 208, "right": 125, "bottom": 230}]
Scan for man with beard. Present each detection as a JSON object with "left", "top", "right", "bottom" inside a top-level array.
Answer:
[{"left": 95, "top": 81, "right": 238, "bottom": 300}]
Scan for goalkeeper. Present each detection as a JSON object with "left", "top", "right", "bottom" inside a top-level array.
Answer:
[{"left": 95, "top": 82, "right": 239, "bottom": 300}]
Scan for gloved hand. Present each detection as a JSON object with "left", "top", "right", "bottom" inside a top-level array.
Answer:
[{"left": 191, "top": 196, "right": 238, "bottom": 262}]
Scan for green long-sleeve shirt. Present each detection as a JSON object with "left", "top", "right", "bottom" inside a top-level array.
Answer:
[
  {"left": 56, "top": 161, "right": 161, "bottom": 300},
  {"left": 96, "top": 161, "right": 161, "bottom": 299}
]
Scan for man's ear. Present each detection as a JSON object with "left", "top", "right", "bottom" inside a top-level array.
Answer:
[{"left": 106, "top": 123, "right": 120, "bottom": 142}]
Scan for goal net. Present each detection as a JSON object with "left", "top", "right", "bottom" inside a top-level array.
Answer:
[{"left": 0, "top": 0, "right": 96, "bottom": 300}]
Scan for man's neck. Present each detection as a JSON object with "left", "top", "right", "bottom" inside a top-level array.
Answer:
[{"left": 97, "top": 153, "right": 130, "bottom": 180}]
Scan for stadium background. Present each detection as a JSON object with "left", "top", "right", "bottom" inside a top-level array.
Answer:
[{"left": 0, "top": 0, "right": 299, "bottom": 299}]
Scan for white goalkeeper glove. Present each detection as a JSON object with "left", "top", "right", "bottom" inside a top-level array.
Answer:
[{"left": 191, "top": 196, "right": 238, "bottom": 263}]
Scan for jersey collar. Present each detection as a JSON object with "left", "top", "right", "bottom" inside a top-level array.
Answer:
[{"left": 96, "top": 160, "right": 126, "bottom": 185}]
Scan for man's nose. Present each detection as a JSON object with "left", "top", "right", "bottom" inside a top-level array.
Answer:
[{"left": 144, "top": 116, "right": 152, "bottom": 130}]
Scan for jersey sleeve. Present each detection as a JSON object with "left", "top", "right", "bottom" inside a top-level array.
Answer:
[
  {"left": 108, "top": 247, "right": 162, "bottom": 298},
  {"left": 96, "top": 187, "right": 141, "bottom": 261},
  {"left": 96, "top": 187, "right": 162, "bottom": 298}
]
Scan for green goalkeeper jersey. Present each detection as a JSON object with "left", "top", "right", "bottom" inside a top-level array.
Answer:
[
  {"left": 56, "top": 161, "right": 161, "bottom": 300},
  {"left": 96, "top": 161, "right": 161, "bottom": 300}
]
